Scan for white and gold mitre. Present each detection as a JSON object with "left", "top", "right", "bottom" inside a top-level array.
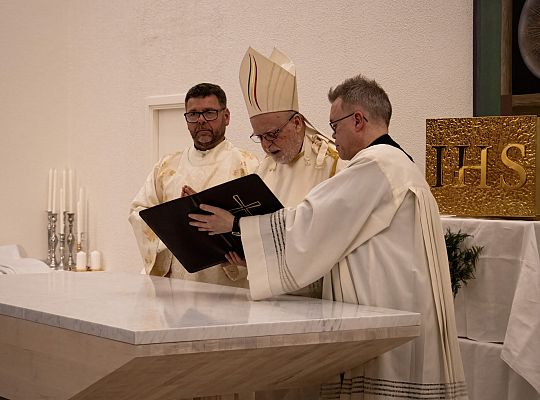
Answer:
[{"left": 239, "top": 47, "right": 299, "bottom": 118}]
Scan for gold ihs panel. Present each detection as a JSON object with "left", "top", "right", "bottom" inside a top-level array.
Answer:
[{"left": 426, "top": 116, "right": 540, "bottom": 218}]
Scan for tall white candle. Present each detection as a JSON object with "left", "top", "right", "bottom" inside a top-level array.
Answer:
[
  {"left": 85, "top": 195, "right": 89, "bottom": 248},
  {"left": 81, "top": 187, "right": 85, "bottom": 233},
  {"left": 59, "top": 188, "right": 65, "bottom": 234},
  {"left": 68, "top": 169, "right": 73, "bottom": 213},
  {"left": 62, "top": 169, "right": 66, "bottom": 209},
  {"left": 52, "top": 169, "right": 57, "bottom": 214},
  {"left": 77, "top": 200, "right": 82, "bottom": 236},
  {"left": 77, "top": 187, "right": 85, "bottom": 237},
  {"left": 47, "top": 169, "right": 53, "bottom": 212}
]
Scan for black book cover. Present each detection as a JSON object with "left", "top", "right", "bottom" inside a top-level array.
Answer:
[{"left": 139, "top": 174, "right": 283, "bottom": 273}]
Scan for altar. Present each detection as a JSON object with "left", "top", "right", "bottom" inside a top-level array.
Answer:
[
  {"left": 442, "top": 217, "right": 540, "bottom": 400},
  {"left": 0, "top": 272, "right": 420, "bottom": 400}
]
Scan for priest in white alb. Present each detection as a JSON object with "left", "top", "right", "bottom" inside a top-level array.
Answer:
[
  {"left": 129, "top": 83, "right": 258, "bottom": 288},
  {"left": 190, "top": 74, "right": 468, "bottom": 399}
]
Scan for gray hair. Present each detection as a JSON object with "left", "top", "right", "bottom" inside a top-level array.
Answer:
[{"left": 328, "top": 74, "right": 392, "bottom": 126}]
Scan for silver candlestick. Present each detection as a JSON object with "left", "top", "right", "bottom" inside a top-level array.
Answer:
[
  {"left": 77, "top": 231, "right": 84, "bottom": 253},
  {"left": 49, "top": 213, "right": 58, "bottom": 269},
  {"left": 47, "top": 211, "right": 52, "bottom": 266},
  {"left": 67, "top": 213, "right": 75, "bottom": 270},
  {"left": 58, "top": 230, "right": 66, "bottom": 271}
]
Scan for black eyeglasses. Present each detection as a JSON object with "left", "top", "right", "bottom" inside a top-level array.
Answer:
[
  {"left": 250, "top": 112, "right": 298, "bottom": 143},
  {"left": 184, "top": 108, "right": 225, "bottom": 123},
  {"left": 329, "top": 112, "right": 368, "bottom": 133}
]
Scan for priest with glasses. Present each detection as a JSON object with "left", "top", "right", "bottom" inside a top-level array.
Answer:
[{"left": 129, "top": 82, "right": 258, "bottom": 286}]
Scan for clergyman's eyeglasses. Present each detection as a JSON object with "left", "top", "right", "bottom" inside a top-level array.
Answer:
[
  {"left": 184, "top": 108, "right": 225, "bottom": 123},
  {"left": 329, "top": 112, "right": 368, "bottom": 133},
  {"left": 250, "top": 112, "right": 298, "bottom": 143}
]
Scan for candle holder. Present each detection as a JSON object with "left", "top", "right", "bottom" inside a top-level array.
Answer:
[
  {"left": 67, "top": 213, "right": 75, "bottom": 270},
  {"left": 47, "top": 211, "right": 52, "bottom": 266},
  {"left": 49, "top": 213, "right": 58, "bottom": 269},
  {"left": 77, "top": 232, "right": 84, "bottom": 253},
  {"left": 58, "top": 231, "right": 66, "bottom": 271}
]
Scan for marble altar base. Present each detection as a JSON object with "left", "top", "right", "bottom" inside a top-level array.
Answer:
[{"left": 0, "top": 272, "right": 420, "bottom": 399}]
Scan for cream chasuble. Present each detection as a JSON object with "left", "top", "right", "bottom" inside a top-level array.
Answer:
[
  {"left": 129, "top": 139, "right": 258, "bottom": 287},
  {"left": 242, "top": 145, "right": 467, "bottom": 399}
]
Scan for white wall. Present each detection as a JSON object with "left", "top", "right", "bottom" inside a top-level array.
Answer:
[{"left": 0, "top": 0, "right": 473, "bottom": 272}]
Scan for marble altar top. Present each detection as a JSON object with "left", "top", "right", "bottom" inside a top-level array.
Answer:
[{"left": 0, "top": 272, "right": 420, "bottom": 345}]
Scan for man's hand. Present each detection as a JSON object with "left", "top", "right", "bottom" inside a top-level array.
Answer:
[
  {"left": 189, "top": 204, "right": 234, "bottom": 235},
  {"left": 225, "top": 251, "right": 247, "bottom": 267},
  {"left": 181, "top": 185, "right": 197, "bottom": 197}
]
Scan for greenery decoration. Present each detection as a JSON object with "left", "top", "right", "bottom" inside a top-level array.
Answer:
[{"left": 444, "top": 229, "right": 484, "bottom": 297}]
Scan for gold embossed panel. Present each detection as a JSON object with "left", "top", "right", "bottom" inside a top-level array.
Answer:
[{"left": 426, "top": 116, "right": 540, "bottom": 218}]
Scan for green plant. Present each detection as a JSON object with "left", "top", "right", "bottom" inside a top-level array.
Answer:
[{"left": 444, "top": 229, "right": 484, "bottom": 297}]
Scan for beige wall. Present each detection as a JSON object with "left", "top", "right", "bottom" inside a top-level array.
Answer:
[{"left": 0, "top": 0, "right": 473, "bottom": 272}]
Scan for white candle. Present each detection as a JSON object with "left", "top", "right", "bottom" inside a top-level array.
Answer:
[
  {"left": 52, "top": 169, "right": 57, "bottom": 214},
  {"left": 68, "top": 169, "right": 73, "bottom": 213},
  {"left": 59, "top": 188, "right": 65, "bottom": 234},
  {"left": 86, "top": 195, "right": 89, "bottom": 245},
  {"left": 77, "top": 200, "right": 82, "bottom": 239},
  {"left": 77, "top": 187, "right": 85, "bottom": 239},
  {"left": 62, "top": 169, "right": 66, "bottom": 208},
  {"left": 47, "top": 169, "right": 52, "bottom": 212},
  {"left": 90, "top": 250, "right": 101, "bottom": 271},
  {"left": 76, "top": 251, "right": 87, "bottom": 271}
]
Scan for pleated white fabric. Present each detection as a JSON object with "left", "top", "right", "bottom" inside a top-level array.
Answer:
[{"left": 242, "top": 144, "right": 467, "bottom": 399}]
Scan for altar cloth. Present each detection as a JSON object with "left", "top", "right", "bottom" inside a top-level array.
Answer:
[{"left": 442, "top": 217, "right": 540, "bottom": 394}]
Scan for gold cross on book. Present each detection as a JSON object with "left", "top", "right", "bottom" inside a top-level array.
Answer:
[{"left": 229, "top": 195, "right": 261, "bottom": 215}]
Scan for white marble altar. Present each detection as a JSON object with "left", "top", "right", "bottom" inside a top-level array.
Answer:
[
  {"left": 0, "top": 271, "right": 420, "bottom": 344},
  {"left": 0, "top": 272, "right": 421, "bottom": 399}
]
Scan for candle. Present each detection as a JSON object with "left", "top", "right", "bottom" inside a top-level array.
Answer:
[
  {"left": 76, "top": 251, "right": 87, "bottom": 271},
  {"left": 52, "top": 169, "right": 57, "bottom": 214},
  {"left": 77, "top": 200, "right": 82, "bottom": 238},
  {"left": 47, "top": 169, "right": 53, "bottom": 212},
  {"left": 68, "top": 169, "right": 73, "bottom": 213},
  {"left": 77, "top": 187, "right": 85, "bottom": 240},
  {"left": 62, "top": 169, "right": 66, "bottom": 209},
  {"left": 90, "top": 250, "right": 101, "bottom": 271},
  {"left": 59, "top": 188, "right": 65, "bottom": 234}
]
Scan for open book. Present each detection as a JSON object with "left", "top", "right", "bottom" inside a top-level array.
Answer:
[{"left": 139, "top": 174, "right": 283, "bottom": 273}]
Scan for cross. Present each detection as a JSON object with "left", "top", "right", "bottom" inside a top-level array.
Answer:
[{"left": 229, "top": 195, "right": 262, "bottom": 216}]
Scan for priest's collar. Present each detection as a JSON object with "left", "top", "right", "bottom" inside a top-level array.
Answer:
[
  {"left": 188, "top": 139, "right": 230, "bottom": 165},
  {"left": 367, "top": 133, "right": 414, "bottom": 162},
  {"left": 192, "top": 139, "right": 228, "bottom": 158}
]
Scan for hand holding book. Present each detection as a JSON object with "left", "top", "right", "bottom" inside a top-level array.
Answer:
[
  {"left": 181, "top": 185, "right": 197, "bottom": 197},
  {"left": 189, "top": 204, "right": 234, "bottom": 235},
  {"left": 139, "top": 174, "right": 283, "bottom": 273},
  {"left": 225, "top": 251, "right": 246, "bottom": 267}
]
